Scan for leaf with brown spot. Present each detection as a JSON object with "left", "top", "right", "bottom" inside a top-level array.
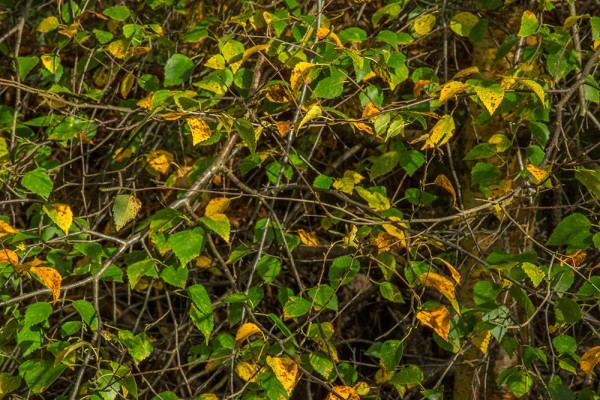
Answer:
[
  {"left": 326, "top": 386, "right": 360, "bottom": 400},
  {"left": 30, "top": 266, "right": 62, "bottom": 304},
  {"left": 434, "top": 174, "right": 456, "bottom": 207},
  {"left": 421, "top": 114, "right": 455, "bottom": 150},
  {"left": 472, "top": 83, "right": 504, "bottom": 115},
  {"left": 438, "top": 81, "right": 470, "bottom": 104},
  {"left": 416, "top": 306, "right": 450, "bottom": 340},
  {"left": 146, "top": 150, "right": 174, "bottom": 175},
  {"left": 43, "top": 203, "right": 73, "bottom": 235},
  {"left": 266, "top": 356, "right": 299, "bottom": 398},
  {"left": 420, "top": 272, "right": 456, "bottom": 300},
  {"left": 187, "top": 117, "right": 212, "bottom": 146},
  {"left": 290, "top": 62, "right": 316, "bottom": 92},
  {"left": 526, "top": 163, "right": 550, "bottom": 184}
]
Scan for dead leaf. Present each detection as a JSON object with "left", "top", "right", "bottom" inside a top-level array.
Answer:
[
  {"left": 235, "top": 322, "right": 263, "bottom": 347},
  {"left": 0, "top": 249, "right": 19, "bottom": 266},
  {"left": 559, "top": 250, "right": 586, "bottom": 268},
  {"left": 581, "top": 346, "right": 600, "bottom": 375},
  {"left": 434, "top": 174, "right": 456, "bottom": 206},
  {"left": 30, "top": 265, "right": 62, "bottom": 304},
  {"left": 146, "top": 150, "right": 174, "bottom": 175},
  {"left": 266, "top": 356, "right": 299, "bottom": 398},
  {"left": 326, "top": 386, "right": 360, "bottom": 400},
  {"left": 137, "top": 93, "right": 154, "bottom": 110},
  {"left": 416, "top": 305, "right": 450, "bottom": 340},
  {"left": 187, "top": 117, "right": 212, "bottom": 146},
  {"left": 362, "top": 102, "right": 379, "bottom": 120},
  {"left": 275, "top": 121, "right": 292, "bottom": 137},
  {"left": 297, "top": 229, "right": 320, "bottom": 247}
]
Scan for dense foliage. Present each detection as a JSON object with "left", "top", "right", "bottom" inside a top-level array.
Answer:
[{"left": 1, "top": 0, "right": 599, "bottom": 399}]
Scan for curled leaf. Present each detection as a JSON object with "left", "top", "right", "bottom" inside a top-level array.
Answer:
[
  {"left": 434, "top": 174, "right": 456, "bottom": 207},
  {"left": 235, "top": 323, "right": 263, "bottom": 347},
  {"left": 416, "top": 305, "right": 450, "bottom": 340}
]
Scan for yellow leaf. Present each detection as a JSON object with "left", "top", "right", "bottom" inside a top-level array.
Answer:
[
  {"left": 316, "top": 27, "right": 343, "bottom": 47},
  {"left": 58, "top": 23, "right": 80, "bottom": 39},
  {"left": 416, "top": 306, "right": 450, "bottom": 340},
  {"left": 290, "top": 62, "right": 316, "bottom": 92},
  {"left": 333, "top": 170, "right": 364, "bottom": 194},
  {"left": 235, "top": 361, "right": 263, "bottom": 382},
  {"left": 127, "top": 46, "right": 151, "bottom": 57},
  {"left": 264, "top": 84, "right": 293, "bottom": 103},
  {"left": 421, "top": 114, "right": 455, "bottom": 150},
  {"left": 195, "top": 255, "right": 214, "bottom": 269},
  {"left": 0, "top": 249, "right": 19, "bottom": 266},
  {"left": 488, "top": 134, "right": 511, "bottom": 152},
  {"left": 43, "top": 204, "right": 73, "bottom": 235},
  {"left": 438, "top": 81, "right": 470, "bottom": 104},
  {"left": 581, "top": 346, "right": 600, "bottom": 375},
  {"left": 187, "top": 117, "right": 212, "bottom": 146},
  {"left": 518, "top": 79, "right": 545, "bottom": 105},
  {"left": 420, "top": 272, "right": 456, "bottom": 300},
  {"left": 235, "top": 322, "right": 263, "bottom": 347},
  {"left": 449, "top": 12, "right": 479, "bottom": 37},
  {"left": 146, "top": 150, "right": 174, "bottom": 175},
  {"left": 351, "top": 122, "right": 374, "bottom": 135},
  {"left": 160, "top": 112, "right": 187, "bottom": 121},
  {"left": 37, "top": 16, "right": 59, "bottom": 32},
  {"left": 452, "top": 66, "right": 480, "bottom": 79},
  {"left": 108, "top": 39, "right": 128, "bottom": 59},
  {"left": 343, "top": 225, "right": 358, "bottom": 249},
  {"left": 30, "top": 266, "right": 62, "bottom": 304},
  {"left": 137, "top": 93, "right": 154, "bottom": 110},
  {"left": 518, "top": 10, "right": 539, "bottom": 37},
  {"left": 413, "top": 79, "right": 431, "bottom": 97},
  {"left": 205, "top": 54, "right": 226, "bottom": 70},
  {"left": 266, "top": 356, "right": 299, "bottom": 397},
  {"left": 243, "top": 44, "right": 267, "bottom": 61},
  {"left": 353, "top": 381, "right": 370, "bottom": 396},
  {"left": 297, "top": 229, "right": 320, "bottom": 247},
  {"left": 362, "top": 102, "right": 380, "bottom": 120},
  {"left": 414, "top": 13, "right": 436, "bottom": 36},
  {"left": 374, "top": 367, "right": 394, "bottom": 383},
  {"left": 298, "top": 105, "right": 321, "bottom": 131},
  {"left": 113, "top": 147, "right": 133, "bottom": 163},
  {"left": 196, "top": 394, "right": 220, "bottom": 400},
  {"left": 275, "top": 121, "right": 292, "bottom": 137},
  {"left": 371, "top": 231, "right": 401, "bottom": 253},
  {"left": 326, "top": 386, "right": 360, "bottom": 400},
  {"left": 120, "top": 72, "right": 135, "bottom": 98},
  {"left": 113, "top": 194, "right": 142, "bottom": 231},
  {"left": 434, "top": 174, "right": 456, "bottom": 207},
  {"left": 526, "top": 163, "right": 550, "bottom": 184},
  {"left": 41, "top": 55, "right": 59, "bottom": 73},
  {"left": 0, "top": 220, "right": 18, "bottom": 236},
  {"left": 205, "top": 198, "right": 230, "bottom": 217},
  {"left": 470, "top": 330, "right": 492, "bottom": 354},
  {"left": 435, "top": 257, "right": 461, "bottom": 284},
  {"left": 473, "top": 84, "right": 504, "bottom": 115}
]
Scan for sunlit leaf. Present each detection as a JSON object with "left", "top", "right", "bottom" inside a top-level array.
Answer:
[
  {"left": 30, "top": 266, "right": 62, "bottom": 304},
  {"left": 113, "top": 194, "right": 142, "bottom": 231},
  {"left": 235, "top": 361, "right": 263, "bottom": 382},
  {"left": 37, "top": 16, "right": 59, "bottom": 32},
  {"left": 518, "top": 79, "right": 545, "bottom": 104},
  {"left": 0, "top": 249, "right": 19, "bottom": 266},
  {"left": 298, "top": 105, "right": 321, "bottom": 131},
  {"left": 43, "top": 204, "right": 73, "bottom": 235},
  {"left": 290, "top": 62, "right": 316, "bottom": 92},
  {"left": 202, "top": 198, "right": 231, "bottom": 242},
  {"left": 435, "top": 257, "right": 461, "bottom": 284},
  {"left": 316, "top": 27, "right": 343, "bottom": 47},
  {"left": 472, "top": 82, "right": 504, "bottom": 115},
  {"left": 333, "top": 170, "right": 364, "bottom": 194},
  {"left": 265, "top": 356, "right": 299, "bottom": 397},
  {"left": 0, "top": 220, "right": 18, "bottom": 237},
  {"left": 416, "top": 306, "right": 450, "bottom": 340},
  {"left": 421, "top": 114, "right": 455, "bottom": 150},
  {"left": 420, "top": 272, "right": 456, "bottom": 300},
  {"left": 518, "top": 10, "right": 539, "bottom": 37},
  {"left": 355, "top": 186, "right": 390, "bottom": 211},
  {"left": 146, "top": 150, "right": 174, "bottom": 175},
  {"left": 438, "top": 81, "right": 470, "bottom": 104},
  {"left": 526, "top": 163, "right": 550, "bottom": 184}
]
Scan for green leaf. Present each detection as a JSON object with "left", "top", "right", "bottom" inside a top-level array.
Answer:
[
  {"left": 370, "top": 151, "right": 399, "bottom": 180},
  {"left": 310, "top": 351, "right": 334, "bottom": 379},
  {"left": 329, "top": 255, "right": 360, "bottom": 287},
  {"left": 546, "top": 213, "right": 591, "bottom": 247},
  {"left": 16, "top": 56, "right": 39, "bottom": 81},
  {"left": 372, "top": 3, "right": 405, "bottom": 27},
  {"left": 152, "top": 392, "right": 181, "bottom": 400},
  {"left": 338, "top": 27, "right": 367, "bottom": 43},
  {"left": 520, "top": 262, "right": 544, "bottom": 287},
  {"left": 355, "top": 186, "right": 390, "bottom": 211},
  {"left": 0, "top": 372, "right": 21, "bottom": 396},
  {"left": 167, "top": 227, "right": 205, "bottom": 266},
  {"left": 398, "top": 148, "right": 425, "bottom": 176},
  {"left": 127, "top": 259, "right": 158, "bottom": 289},
  {"left": 307, "top": 284, "right": 338, "bottom": 311},
  {"left": 379, "top": 282, "right": 404, "bottom": 303},
  {"left": 313, "top": 174, "right": 333, "bottom": 189},
  {"left": 163, "top": 54, "right": 194, "bottom": 86},
  {"left": 506, "top": 371, "right": 533, "bottom": 398},
  {"left": 234, "top": 118, "right": 256, "bottom": 155},
  {"left": 464, "top": 143, "right": 497, "bottom": 160},
  {"left": 160, "top": 265, "right": 188, "bottom": 288},
  {"left": 112, "top": 194, "right": 142, "bottom": 231},
  {"left": 314, "top": 75, "right": 344, "bottom": 99},
  {"left": 103, "top": 5, "right": 131, "bottom": 21},
  {"left": 405, "top": 188, "right": 437, "bottom": 206},
  {"left": 220, "top": 39, "right": 245, "bottom": 64},
  {"left": 450, "top": 12, "right": 479, "bottom": 37},
  {"left": 528, "top": 121, "right": 550, "bottom": 147},
  {"left": 283, "top": 296, "right": 311, "bottom": 319},
  {"left": 518, "top": 10, "right": 539, "bottom": 37},
  {"left": 72, "top": 299, "right": 98, "bottom": 331},
  {"left": 554, "top": 298, "right": 581, "bottom": 324},
  {"left": 188, "top": 284, "right": 214, "bottom": 344},
  {"left": 118, "top": 330, "right": 153, "bottom": 365},
  {"left": 390, "top": 364, "right": 424, "bottom": 386},
  {"left": 18, "top": 359, "right": 66, "bottom": 394},
  {"left": 148, "top": 208, "right": 182, "bottom": 232},
  {"left": 256, "top": 255, "right": 282, "bottom": 284},
  {"left": 380, "top": 340, "right": 403, "bottom": 371},
  {"left": 21, "top": 169, "right": 53, "bottom": 199},
  {"left": 37, "top": 16, "right": 59, "bottom": 32},
  {"left": 201, "top": 215, "right": 230, "bottom": 242},
  {"left": 575, "top": 168, "right": 600, "bottom": 200},
  {"left": 23, "top": 302, "right": 52, "bottom": 328},
  {"left": 552, "top": 335, "right": 577, "bottom": 355}
]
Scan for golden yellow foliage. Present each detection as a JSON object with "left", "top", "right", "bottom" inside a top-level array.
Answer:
[
  {"left": 416, "top": 306, "right": 450, "bottom": 340},
  {"left": 297, "top": 229, "right": 320, "bottom": 247},
  {"left": 146, "top": 150, "right": 174, "bottom": 175},
  {"left": 266, "top": 356, "right": 299, "bottom": 398},
  {"left": 438, "top": 81, "right": 470, "bottom": 104},
  {"left": 420, "top": 272, "right": 456, "bottom": 300},
  {"left": 0, "top": 249, "right": 19, "bottom": 266},
  {"left": 0, "top": 220, "right": 18, "bottom": 236},
  {"left": 30, "top": 265, "right": 62, "bottom": 304},
  {"left": 235, "top": 323, "right": 263, "bottom": 347},
  {"left": 187, "top": 117, "right": 212, "bottom": 146},
  {"left": 290, "top": 62, "right": 316, "bottom": 92},
  {"left": 581, "top": 346, "right": 600, "bottom": 375},
  {"left": 43, "top": 204, "right": 73, "bottom": 235}
]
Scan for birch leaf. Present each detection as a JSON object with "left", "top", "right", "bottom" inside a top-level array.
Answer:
[
  {"left": 266, "top": 356, "right": 299, "bottom": 398},
  {"left": 416, "top": 306, "right": 450, "bottom": 340},
  {"left": 421, "top": 115, "right": 455, "bottom": 150},
  {"left": 43, "top": 204, "right": 73, "bottom": 235},
  {"left": 30, "top": 266, "right": 62, "bottom": 304},
  {"left": 187, "top": 117, "right": 212, "bottom": 146},
  {"left": 113, "top": 194, "right": 142, "bottom": 231}
]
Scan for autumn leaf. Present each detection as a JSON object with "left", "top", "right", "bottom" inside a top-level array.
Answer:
[
  {"left": 414, "top": 13, "right": 436, "bottom": 36},
  {"left": 298, "top": 105, "right": 321, "bottom": 131},
  {"left": 205, "top": 197, "right": 230, "bottom": 217},
  {"left": 316, "top": 27, "right": 343, "bottom": 47},
  {"left": 518, "top": 79, "right": 545, "bottom": 105},
  {"left": 559, "top": 249, "right": 586, "bottom": 268},
  {"left": 266, "top": 356, "right": 299, "bottom": 398},
  {"left": 43, "top": 203, "right": 73, "bottom": 235},
  {"left": 434, "top": 174, "right": 456, "bottom": 207},
  {"left": 326, "top": 386, "right": 360, "bottom": 400},
  {"left": 580, "top": 346, "right": 600, "bottom": 375},
  {"left": 420, "top": 272, "right": 456, "bottom": 300},
  {"left": 421, "top": 114, "right": 456, "bottom": 150},
  {"left": 333, "top": 170, "right": 364, "bottom": 194},
  {"left": 30, "top": 265, "right": 62, "bottom": 304},
  {"left": 113, "top": 194, "right": 142, "bottom": 231},
  {"left": 351, "top": 121, "right": 374, "bottom": 136},
  {"left": 438, "top": 81, "right": 470, "bottom": 104},
  {"left": 362, "top": 102, "right": 379, "bottom": 119},
  {"left": 453, "top": 66, "right": 480, "bottom": 79},
  {"left": 472, "top": 83, "right": 504, "bottom": 115},
  {"left": 0, "top": 249, "right": 19, "bottom": 266},
  {"left": 235, "top": 322, "right": 263, "bottom": 347},
  {"left": 416, "top": 305, "right": 450, "bottom": 340},
  {"left": 146, "top": 150, "right": 174, "bottom": 175},
  {"left": 290, "top": 62, "right": 316, "bottom": 92},
  {"left": 434, "top": 257, "right": 461, "bottom": 284},
  {"left": 526, "top": 163, "right": 550, "bottom": 184},
  {"left": 203, "top": 197, "right": 231, "bottom": 242},
  {"left": 275, "top": 120, "right": 292, "bottom": 137},
  {"left": 187, "top": 117, "right": 212, "bottom": 146},
  {"left": 235, "top": 361, "right": 263, "bottom": 382},
  {"left": 137, "top": 93, "right": 154, "bottom": 110},
  {"left": 297, "top": 229, "right": 321, "bottom": 247},
  {"left": 470, "top": 330, "right": 492, "bottom": 354},
  {"left": 0, "top": 220, "right": 18, "bottom": 236},
  {"left": 120, "top": 72, "right": 135, "bottom": 98}
]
